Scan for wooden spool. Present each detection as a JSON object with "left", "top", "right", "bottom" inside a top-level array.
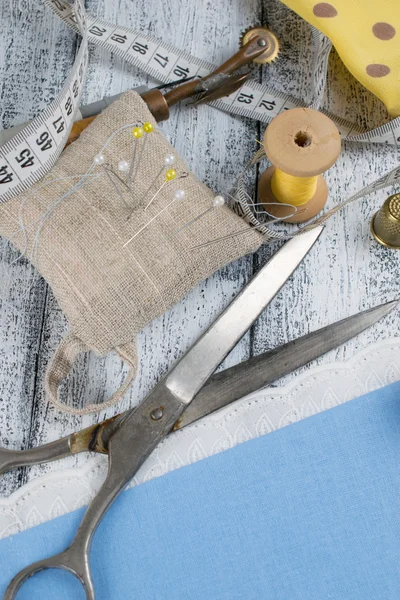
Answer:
[{"left": 258, "top": 108, "right": 341, "bottom": 223}]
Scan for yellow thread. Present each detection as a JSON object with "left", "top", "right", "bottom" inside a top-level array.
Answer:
[{"left": 271, "top": 169, "right": 318, "bottom": 207}]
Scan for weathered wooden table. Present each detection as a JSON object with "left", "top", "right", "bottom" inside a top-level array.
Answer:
[{"left": 0, "top": 0, "right": 399, "bottom": 500}]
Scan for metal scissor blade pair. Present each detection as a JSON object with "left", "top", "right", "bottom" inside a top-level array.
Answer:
[
  {"left": 177, "top": 298, "right": 398, "bottom": 429},
  {"left": 4, "top": 228, "right": 324, "bottom": 599},
  {"left": 0, "top": 298, "right": 396, "bottom": 476}
]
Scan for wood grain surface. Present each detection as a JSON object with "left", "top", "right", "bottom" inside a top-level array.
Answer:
[{"left": 0, "top": 0, "right": 399, "bottom": 497}]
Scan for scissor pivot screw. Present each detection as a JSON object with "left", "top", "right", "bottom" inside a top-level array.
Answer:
[{"left": 150, "top": 407, "right": 164, "bottom": 421}]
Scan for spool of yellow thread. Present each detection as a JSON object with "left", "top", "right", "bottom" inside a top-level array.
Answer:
[{"left": 258, "top": 108, "right": 342, "bottom": 223}]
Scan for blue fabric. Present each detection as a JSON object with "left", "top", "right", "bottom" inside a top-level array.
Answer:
[{"left": 1, "top": 381, "right": 400, "bottom": 599}]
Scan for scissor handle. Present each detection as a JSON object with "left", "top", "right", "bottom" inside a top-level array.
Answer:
[
  {"left": 3, "top": 544, "right": 95, "bottom": 599},
  {"left": 4, "top": 386, "right": 184, "bottom": 599},
  {"left": 0, "top": 438, "right": 72, "bottom": 476},
  {"left": 0, "top": 415, "right": 126, "bottom": 477}
]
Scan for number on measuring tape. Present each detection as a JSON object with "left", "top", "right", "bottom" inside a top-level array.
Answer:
[
  {"left": 135, "top": 42, "right": 150, "bottom": 56},
  {"left": 111, "top": 33, "right": 127, "bottom": 44},
  {"left": 7, "top": 141, "right": 40, "bottom": 181},
  {"left": 252, "top": 93, "right": 285, "bottom": 118},
  {"left": 89, "top": 25, "right": 107, "bottom": 37},
  {"left": 108, "top": 30, "right": 136, "bottom": 53},
  {"left": 129, "top": 35, "right": 158, "bottom": 62},
  {"left": 237, "top": 93, "right": 254, "bottom": 105},
  {"left": 53, "top": 116, "right": 65, "bottom": 134},
  {"left": 0, "top": 165, "right": 14, "bottom": 185},
  {"left": 64, "top": 96, "right": 73, "bottom": 117},
  {"left": 72, "top": 79, "right": 79, "bottom": 98},
  {"left": 174, "top": 60, "right": 201, "bottom": 79},
  {"left": 149, "top": 47, "right": 180, "bottom": 77},
  {"left": 87, "top": 22, "right": 114, "bottom": 41},
  {"left": 36, "top": 132, "right": 53, "bottom": 152},
  {"left": 260, "top": 99, "right": 276, "bottom": 111},
  {"left": 23, "top": 126, "right": 54, "bottom": 166},
  {"left": 231, "top": 87, "right": 263, "bottom": 112},
  {"left": 15, "top": 148, "right": 35, "bottom": 169},
  {"left": 154, "top": 53, "right": 169, "bottom": 69},
  {"left": 131, "top": 41, "right": 148, "bottom": 55}
]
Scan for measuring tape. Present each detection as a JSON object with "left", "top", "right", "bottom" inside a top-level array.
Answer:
[
  {"left": 0, "top": 0, "right": 399, "bottom": 205},
  {"left": 0, "top": 1, "right": 89, "bottom": 203}
]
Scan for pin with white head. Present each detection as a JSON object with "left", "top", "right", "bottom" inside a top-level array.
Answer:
[
  {"left": 123, "top": 173, "right": 189, "bottom": 247},
  {"left": 175, "top": 195, "right": 225, "bottom": 233},
  {"left": 93, "top": 152, "right": 131, "bottom": 209}
]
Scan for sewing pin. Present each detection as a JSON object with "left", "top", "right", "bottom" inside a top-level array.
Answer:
[
  {"left": 142, "top": 153, "right": 176, "bottom": 206},
  {"left": 144, "top": 167, "right": 177, "bottom": 211},
  {"left": 175, "top": 195, "right": 225, "bottom": 233},
  {"left": 128, "top": 122, "right": 155, "bottom": 187},
  {"left": 94, "top": 153, "right": 131, "bottom": 209},
  {"left": 123, "top": 174, "right": 188, "bottom": 247}
]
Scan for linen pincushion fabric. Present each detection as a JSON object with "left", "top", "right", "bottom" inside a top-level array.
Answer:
[
  {"left": 0, "top": 91, "right": 263, "bottom": 412},
  {"left": 280, "top": 0, "right": 400, "bottom": 116}
]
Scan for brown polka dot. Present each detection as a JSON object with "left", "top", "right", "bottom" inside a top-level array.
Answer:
[
  {"left": 313, "top": 3, "right": 338, "bottom": 17},
  {"left": 372, "top": 22, "right": 396, "bottom": 40},
  {"left": 366, "top": 64, "right": 391, "bottom": 77}
]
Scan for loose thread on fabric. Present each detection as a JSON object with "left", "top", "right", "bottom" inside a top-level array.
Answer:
[{"left": 191, "top": 193, "right": 303, "bottom": 249}]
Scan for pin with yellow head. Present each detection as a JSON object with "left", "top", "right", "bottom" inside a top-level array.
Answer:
[{"left": 126, "top": 122, "right": 156, "bottom": 188}]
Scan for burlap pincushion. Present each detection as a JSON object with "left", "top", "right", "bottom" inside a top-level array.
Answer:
[{"left": 0, "top": 91, "right": 263, "bottom": 413}]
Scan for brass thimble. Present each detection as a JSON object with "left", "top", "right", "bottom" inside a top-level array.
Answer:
[{"left": 371, "top": 194, "right": 400, "bottom": 249}]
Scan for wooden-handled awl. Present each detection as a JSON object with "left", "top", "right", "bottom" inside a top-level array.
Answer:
[
  {"left": 0, "top": 30, "right": 278, "bottom": 150},
  {"left": 67, "top": 30, "right": 276, "bottom": 144}
]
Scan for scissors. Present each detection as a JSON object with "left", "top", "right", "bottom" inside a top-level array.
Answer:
[{"left": 2, "top": 227, "right": 397, "bottom": 598}]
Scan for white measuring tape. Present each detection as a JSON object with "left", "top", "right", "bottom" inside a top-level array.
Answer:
[
  {"left": 0, "top": 0, "right": 399, "bottom": 205},
  {"left": 0, "top": 1, "right": 89, "bottom": 203}
]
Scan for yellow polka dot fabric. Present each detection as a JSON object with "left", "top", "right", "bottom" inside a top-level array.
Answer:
[{"left": 280, "top": 0, "right": 400, "bottom": 116}]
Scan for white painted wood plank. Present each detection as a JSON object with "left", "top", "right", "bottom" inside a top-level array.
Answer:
[{"left": 0, "top": 0, "right": 79, "bottom": 494}]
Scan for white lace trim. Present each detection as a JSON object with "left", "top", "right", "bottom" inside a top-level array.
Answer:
[{"left": 1, "top": 338, "right": 399, "bottom": 539}]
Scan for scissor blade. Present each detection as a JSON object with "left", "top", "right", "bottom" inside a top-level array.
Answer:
[
  {"left": 165, "top": 227, "right": 324, "bottom": 405},
  {"left": 0, "top": 300, "right": 396, "bottom": 477},
  {"left": 176, "top": 299, "right": 398, "bottom": 429}
]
